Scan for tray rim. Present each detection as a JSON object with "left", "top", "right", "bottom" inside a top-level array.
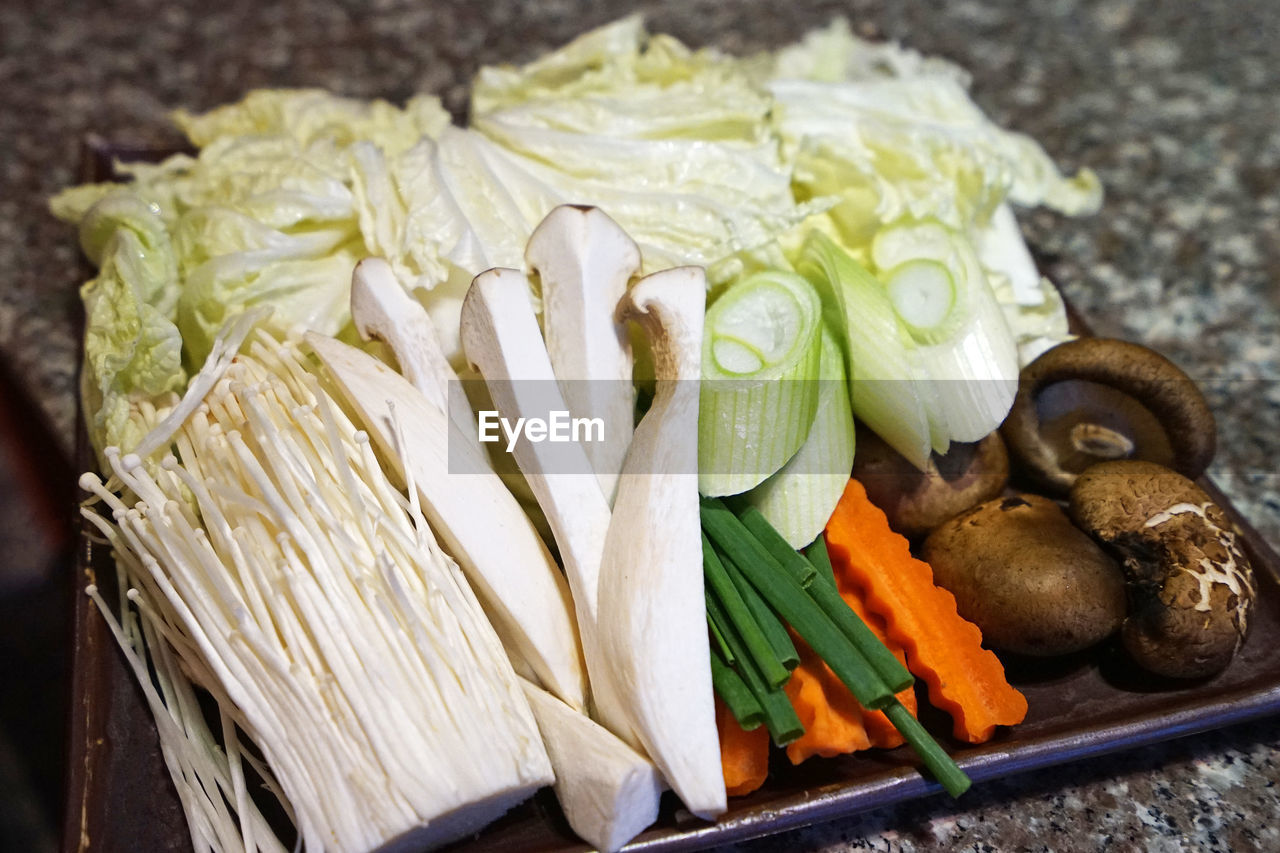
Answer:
[{"left": 63, "top": 137, "right": 1280, "bottom": 853}]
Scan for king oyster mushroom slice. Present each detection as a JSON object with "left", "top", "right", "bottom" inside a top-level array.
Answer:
[
  {"left": 1069, "top": 460, "right": 1256, "bottom": 679},
  {"left": 459, "top": 266, "right": 636, "bottom": 743},
  {"left": 525, "top": 205, "right": 641, "bottom": 506},
  {"left": 349, "top": 256, "right": 484, "bottom": 455},
  {"left": 519, "top": 679, "right": 661, "bottom": 853},
  {"left": 1001, "top": 338, "right": 1216, "bottom": 495},
  {"left": 598, "top": 266, "right": 726, "bottom": 820}
]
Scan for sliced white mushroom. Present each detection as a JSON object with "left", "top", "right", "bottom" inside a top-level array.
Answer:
[
  {"left": 520, "top": 679, "right": 661, "bottom": 853},
  {"left": 526, "top": 205, "right": 640, "bottom": 505},
  {"left": 305, "top": 332, "right": 587, "bottom": 711},
  {"left": 350, "top": 256, "right": 485, "bottom": 459},
  {"left": 458, "top": 268, "right": 637, "bottom": 747},
  {"left": 598, "top": 266, "right": 726, "bottom": 820}
]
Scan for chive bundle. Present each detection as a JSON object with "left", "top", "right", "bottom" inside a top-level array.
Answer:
[
  {"left": 703, "top": 537, "right": 790, "bottom": 688},
  {"left": 722, "top": 553, "right": 799, "bottom": 672},
  {"left": 703, "top": 534, "right": 802, "bottom": 745},
  {"left": 701, "top": 498, "right": 971, "bottom": 798},
  {"left": 738, "top": 507, "right": 914, "bottom": 696},
  {"left": 702, "top": 499, "right": 893, "bottom": 711}
]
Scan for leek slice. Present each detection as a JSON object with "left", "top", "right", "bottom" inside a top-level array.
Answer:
[
  {"left": 871, "top": 221, "right": 1019, "bottom": 443},
  {"left": 884, "top": 259, "right": 962, "bottom": 346},
  {"left": 796, "top": 230, "right": 935, "bottom": 469},
  {"left": 698, "top": 270, "right": 823, "bottom": 496},
  {"left": 742, "top": 326, "right": 856, "bottom": 547}
]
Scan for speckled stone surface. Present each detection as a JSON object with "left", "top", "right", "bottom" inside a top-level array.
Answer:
[{"left": 2, "top": 0, "right": 1278, "bottom": 850}]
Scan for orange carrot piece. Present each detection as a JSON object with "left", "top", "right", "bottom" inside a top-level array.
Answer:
[
  {"left": 837, "top": 589, "right": 916, "bottom": 750},
  {"left": 716, "top": 697, "right": 770, "bottom": 796},
  {"left": 782, "top": 606, "right": 917, "bottom": 764},
  {"left": 825, "top": 478, "right": 1027, "bottom": 744},
  {"left": 782, "top": 639, "right": 871, "bottom": 765}
]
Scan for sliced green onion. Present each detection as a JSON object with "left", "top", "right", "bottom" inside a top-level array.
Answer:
[
  {"left": 870, "top": 220, "right": 1019, "bottom": 444},
  {"left": 709, "top": 648, "right": 763, "bottom": 731},
  {"left": 703, "top": 534, "right": 790, "bottom": 688},
  {"left": 740, "top": 326, "right": 856, "bottom": 548},
  {"left": 716, "top": 545, "right": 799, "bottom": 672},
  {"left": 737, "top": 505, "right": 914, "bottom": 695},
  {"left": 796, "top": 229, "right": 937, "bottom": 469},
  {"left": 803, "top": 534, "right": 836, "bottom": 586},
  {"left": 699, "top": 270, "right": 823, "bottom": 496},
  {"left": 701, "top": 499, "right": 893, "bottom": 710},
  {"left": 884, "top": 259, "right": 960, "bottom": 345},
  {"left": 884, "top": 701, "right": 971, "bottom": 798}
]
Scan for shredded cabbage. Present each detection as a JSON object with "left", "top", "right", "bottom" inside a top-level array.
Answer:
[{"left": 52, "top": 17, "right": 1100, "bottom": 463}]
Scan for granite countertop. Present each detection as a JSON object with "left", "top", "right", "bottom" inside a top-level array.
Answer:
[{"left": 3, "top": 0, "right": 1278, "bottom": 850}]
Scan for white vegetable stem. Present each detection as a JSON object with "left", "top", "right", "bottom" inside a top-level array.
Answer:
[
  {"left": 599, "top": 266, "right": 727, "bottom": 820},
  {"left": 351, "top": 258, "right": 454, "bottom": 409},
  {"left": 978, "top": 203, "right": 1073, "bottom": 366},
  {"left": 350, "top": 256, "right": 483, "bottom": 453},
  {"left": 82, "top": 580, "right": 291, "bottom": 853},
  {"left": 871, "top": 221, "right": 1019, "bottom": 443},
  {"left": 526, "top": 204, "right": 640, "bottom": 505},
  {"left": 81, "top": 335, "right": 553, "bottom": 852},
  {"left": 742, "top": 326, "right": 857, "bottom": 548},
  {"left": 885, "top": 259, "right": 956, "bottom": 339},
  {"left": 797, "top": 230, "right": 936, "bottom": 469},
  {"left": 130, "top": 306, "right": 267, "bottom": 463},
  {"left": 520, "top": 679, "right": 661, "bottom": 853},
  {"left": 458, "top": 267, "right": 636, "bottom": 746},
  {"left": 306, "top": 332, "right": 587, "bottom": 710},
  {"left": 697, "top": 270, "right": 823, "bottom": 497}
]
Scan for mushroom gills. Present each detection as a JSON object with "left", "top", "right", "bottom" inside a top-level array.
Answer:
[
  {"left": 1002, "top": 338, "right": 1216, "bottom": 495},
  {"left": 1034, "top": 379, "right": 1175, "bottom": 474}
]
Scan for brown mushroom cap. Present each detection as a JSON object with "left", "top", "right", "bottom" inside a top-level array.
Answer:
[
  {"left": 852, "top": 425, "right": 1009, "bottom": 538},
  {"left": 1069, "top": 460, "right": 1255, "bottom": 679},
  {"left": 924, "top": 493, "right": 1126, "bottom": 656},
  {"left": 1001, "top": 338, "right": 1216, "bottom": 496}
]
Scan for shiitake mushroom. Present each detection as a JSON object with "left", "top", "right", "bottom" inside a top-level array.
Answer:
[
  {"left": 1069, "top": 460, "right": 1256, "bottom": 679},
  {"left": 1001, "top": 338, "right": 1216, "bottom": 495},
  {"left": 923, "top": 494, "right": 1127, "bottom": 657},
  {"left": 851, "top": 424, "right": 1010, "bottom": 538}
]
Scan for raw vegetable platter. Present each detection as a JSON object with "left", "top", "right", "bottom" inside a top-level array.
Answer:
[
  {"left": 60, "top": 20, "right": 1280, "bottom": 853},
  {"left": 65, "top": 213, "right": 1280, "bottom": 852}
]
